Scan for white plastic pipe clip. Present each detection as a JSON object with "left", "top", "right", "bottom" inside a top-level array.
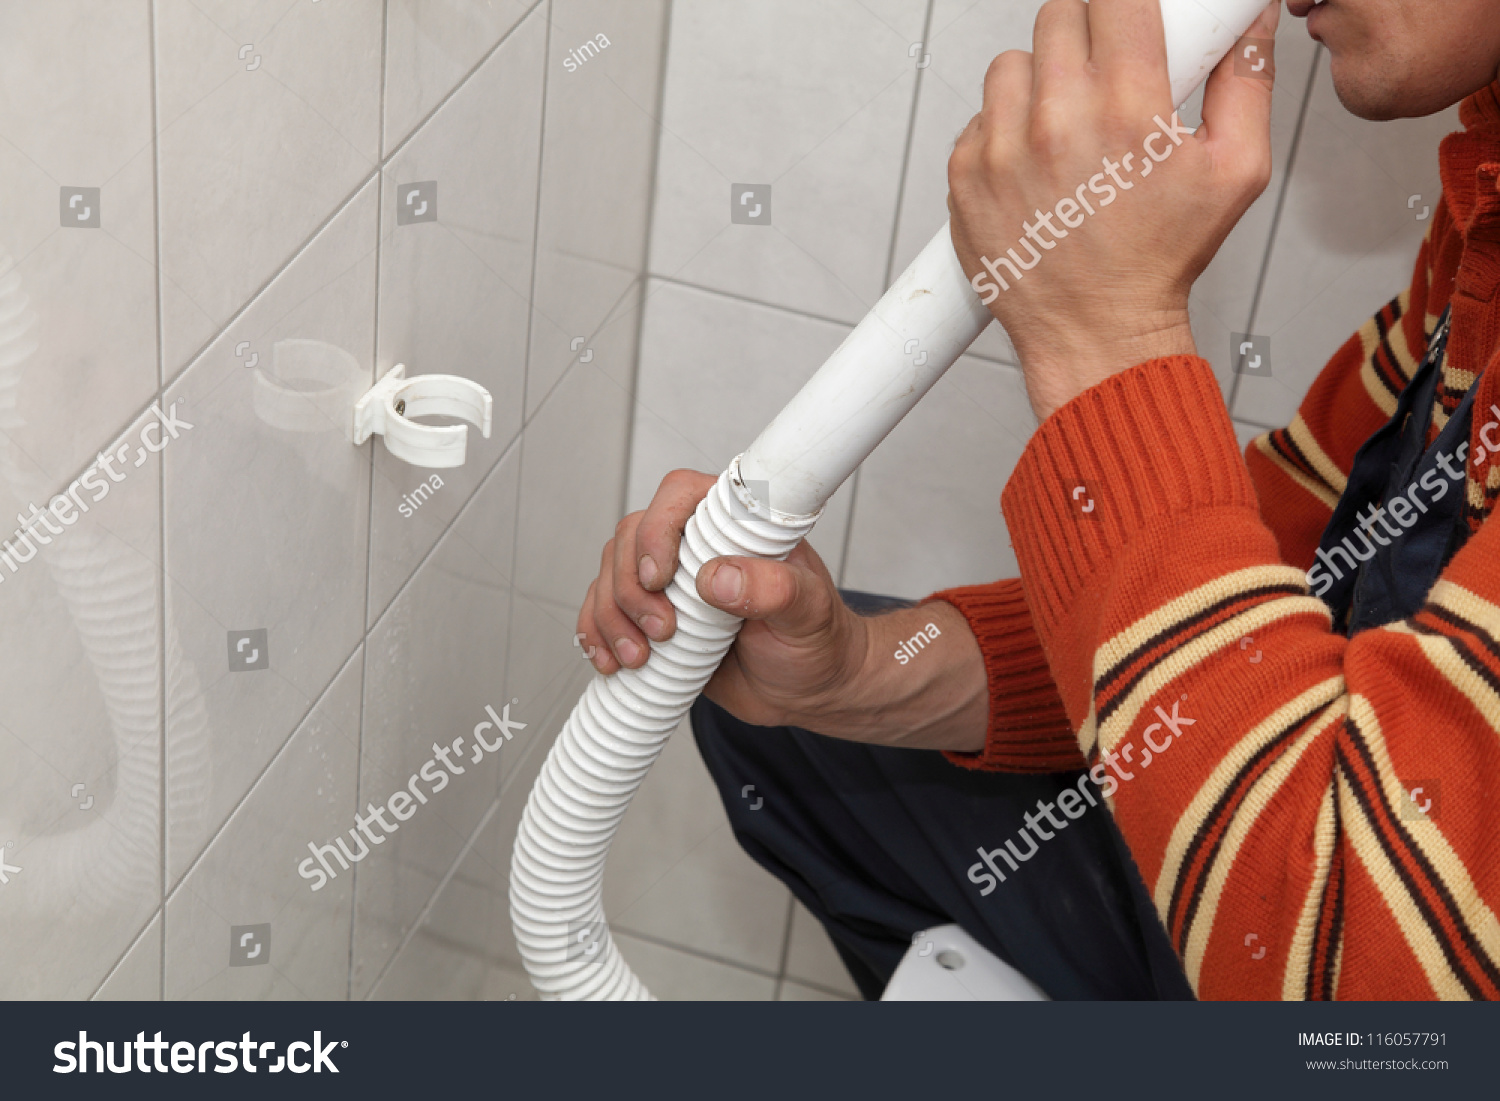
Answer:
[{"left": 352, "top": 363, "right": 492, "bottom": 469}]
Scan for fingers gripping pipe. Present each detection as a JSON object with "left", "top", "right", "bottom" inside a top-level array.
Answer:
[
  {"left": 510, "top": 464, "right": 818, "bottom": 998},
  {"left": 510, "top": 0, "right": 1270, "bottom": 999}
]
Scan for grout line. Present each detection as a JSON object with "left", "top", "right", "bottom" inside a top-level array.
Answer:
[
  {"left": 89, "top": 908, "right": 163, "bottom": 1001},
  {"left": 643, "top": 273, "right": 862, "bottom": 333},
  {"left": 1228, "top": 44, "right": 1323, "bottom": 417},
  {"left": 772, "top": 893, "right": 795, "bottom": 1001},
  {"left": 348, "top": 0, "right": 393, "bottom": 1006},
  {"left": 620, "top": 0, "right": 675, "bottom": 521},
  {"left": 517, "top": 0, "right": 551, "bottom": 426},
  {"left": 379, "top": 0, "right": 548, "bottom": 167},
  {"left": 492, "top": 0, "right": 553, "bottom": 797},
  {"left": 149, "top": 0, "right": 168, "bottom": 1003}
]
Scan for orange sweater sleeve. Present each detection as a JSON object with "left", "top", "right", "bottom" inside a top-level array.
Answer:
[{"left": 921, "top": 582, "right": 1082, "bottom": 772}]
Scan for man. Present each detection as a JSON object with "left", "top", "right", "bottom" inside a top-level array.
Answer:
[{"left": 577, "top": 0, "right": 1500, "bottom": 999}]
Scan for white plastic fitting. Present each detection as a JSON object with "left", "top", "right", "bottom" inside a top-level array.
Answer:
[
  {"left": 352, "top": 363, "right": 493, "bottom": 468},
  {"left": 510, "top": 0, "right": 1271, "bottom": 1000}
]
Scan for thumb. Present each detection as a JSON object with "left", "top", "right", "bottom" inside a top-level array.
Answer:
[{"left": 696, "top": 555, "right": 837, "bottom": 638}]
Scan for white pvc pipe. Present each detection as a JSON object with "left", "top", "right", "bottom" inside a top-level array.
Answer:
[{"left": 510, "top": 0, "right": 1269, "bottom": 1000}]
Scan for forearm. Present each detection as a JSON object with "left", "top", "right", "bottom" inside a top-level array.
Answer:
[{"left": 790, "top": 601, "right": 988, "bottom": 753}]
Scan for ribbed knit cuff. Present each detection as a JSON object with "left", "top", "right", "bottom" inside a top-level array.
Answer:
[
  {"left": 1000, "top": 356, "right": 1259, "bottom": 709},
  {"left": 921, "top": 581, "right": 1083, "bottom": 773}
]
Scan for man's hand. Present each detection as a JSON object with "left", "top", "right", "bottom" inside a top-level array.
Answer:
[
  {"left": 577, "top": 469, "right": 870, "bottom": 731},
  {"left": 947, "top": 0, "right": 1280, "bottom": 420},
  {"left": 576, "top": 469, "right": 989, "bottom": 751}
]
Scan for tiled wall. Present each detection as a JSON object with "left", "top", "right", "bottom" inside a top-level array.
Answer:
[{"left": 0, "top": 0, "right": 668, "bottom": 1000}]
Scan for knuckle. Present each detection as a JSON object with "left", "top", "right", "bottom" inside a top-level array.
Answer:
[
  {"left": 980, "top": 137, "right": 1015, "bottom": 176},
  {"left": 663, "top": 468, "right": 699, "bottom": 492},
  {"left": 1028, "top": 99, "right": 1072, "bottom": 152}
]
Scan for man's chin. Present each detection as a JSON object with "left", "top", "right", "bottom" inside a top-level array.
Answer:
[
  {"left": 1329, "top": 76, "right": 1403, "bottom": 121},
  {"left": 1327, "top": 58, "right": 1430, "bottom": 121}
]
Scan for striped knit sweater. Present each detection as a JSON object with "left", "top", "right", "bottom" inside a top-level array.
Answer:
[{"left": 927, "top": 81, "right": 1500, "bottom": 1001}]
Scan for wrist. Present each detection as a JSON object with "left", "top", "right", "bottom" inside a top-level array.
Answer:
[
  {"left": 783, "top": 606, "right": 873, "bottom": 737},
  {"left": 1018, "top": 311, "right": 1197, "bottom": 421},
  {"left": 793, "top": 603, "right": 987, "bottom": 753}
]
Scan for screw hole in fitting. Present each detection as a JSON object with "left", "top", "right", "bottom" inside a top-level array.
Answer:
[
  {"left": 936, "top": 949, "right": 965, "bottom": 972},
  {"left": 394, "top": 398, "right": 406, "bottom": 416}
]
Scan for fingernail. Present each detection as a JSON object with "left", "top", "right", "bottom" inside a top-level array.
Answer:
[
  {"left": 638, "top": 554, "right": 659, "bottom": 589},
  {"left": 614, "top": 637, "right": 642, "bottom": 665},
  {"left": 640, "top": 614, "right": 666, "bottom": 640},
  {"left": 711, "top": 563, "right": 743, "bottom": 604}
]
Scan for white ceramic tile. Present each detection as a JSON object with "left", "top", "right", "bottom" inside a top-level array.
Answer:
[
  {"left": 0, "top": 401, "right": 162, "bottom": 999},
  {"left": 0, "top": 2, "right": 160, "bottom": 497},
  {"left": 783, "top": 899, "right": 860, "bottom": 998},
  {"left": 154, "top": 0, "right": 382, "bottom": 377},
  {"left": 352, "top": 451, "right": 519, "bottom": 997},
  {"left": 605, "top": 715, "right": 790, "bottom": 972},
  {"left": 162, "top": 179, "right": 376, "bottom": 886},
  {"left": 1231, "top": 52, "right": 1461, "bottom": 427},
  {"left": 382, "top": 0, "right": 536, "bottom": 154},
  {"left": 501, "top": 591, "right": 600, "bottom": 763},
  {"left": 512, "top": 342, "right": 632, "bottom": 611},
  {"left": 647, "top": 0, "right": 926, "bottom": 324},
  {"left": 164, "top": 648, "right": 362, "bottom": 1000},
  {"left": 612, "top": 931, "right": 777, "bottom": 1000},
  {"left": 369, "top": 7, "right": 545, "bottom": 620},
  {"left": 628, "top": 280, "right": 854, "bottom": 572},
  {"left": 93, "top": 913, "right": 163, "bottom": 1000},
  {"left": 368, "top": 798, "right": 510, "bottom": 999},
  {"left": 498, "top": 343, "right": 621, "bottom": 750},
  {"left": 525, "top": 0, "right": 667, "bottom": 417},
  {"left": 369, "top": 926, "right": 491, "bottom": 1000},
  {"left": 892, "top": 1, "right": 1320, "bottom": 378},
  {"left": 841, "top": 354, "right": 1034, "bottom": 599}
]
